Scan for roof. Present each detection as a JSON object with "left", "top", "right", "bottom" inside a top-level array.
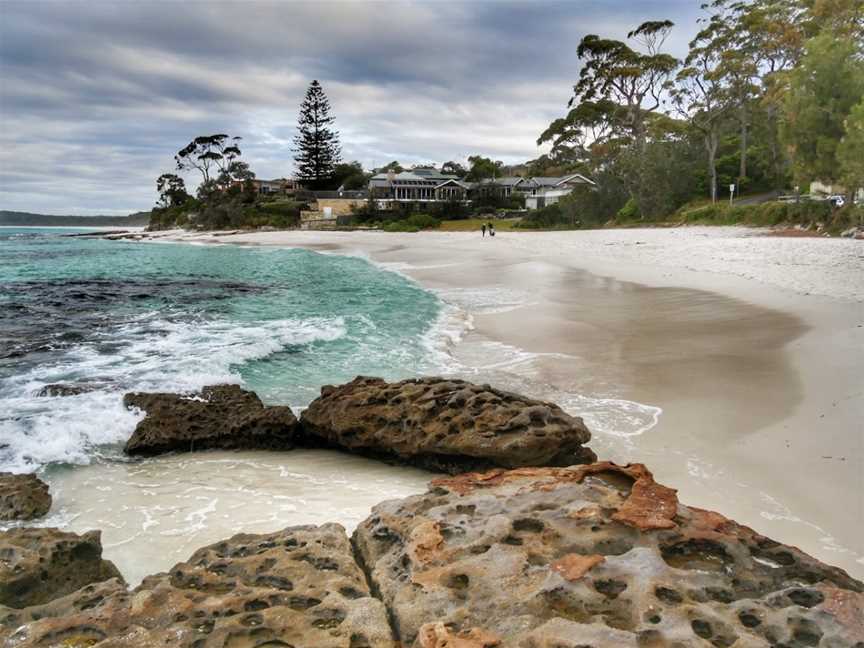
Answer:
[
  {"left": 532, "top": 174, "right": 595, "bottom": 187},
  {"left": 370, "top": 169, "right": 460, "bottom": 184},
  {"left": 434, "top": 179, "right": 471, "bottom": 190},
  {"left": 478, "top": 176, "right": 527, "bottom": 187}
]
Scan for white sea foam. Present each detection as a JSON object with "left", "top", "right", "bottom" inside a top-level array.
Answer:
[
  {"left": 0, "top": 316, "right": 346, "bottom": 473},
  {"left": 435, "top": 286, "right": 536, "bottom": 315}
]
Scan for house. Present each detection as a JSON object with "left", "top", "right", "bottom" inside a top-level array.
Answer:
[
  {"left": 312, "top": 190, "right": 369, "bottom": 216},
  {"left": 475, "top": 176, "right": 537, "bottom": 199},
  {"left": 366, "top": 168, "right": 595, "bottom": 211},
  {"left": 524, "top": 174, "right": 595, "bottom": 210},
  {"left": 369, "top": 168, "right": 471, "bottom": 208},
  {"left": 250, "top": 178, "right": 302, "bottom": 195}
]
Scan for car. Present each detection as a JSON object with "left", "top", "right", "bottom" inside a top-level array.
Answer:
[{"left": 828, "top": 195, "right": 845, "bottom": 208}]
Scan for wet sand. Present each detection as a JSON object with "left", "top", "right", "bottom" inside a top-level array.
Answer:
[{"left": 145, "top": 227, "right": 863, "bottom": 577}]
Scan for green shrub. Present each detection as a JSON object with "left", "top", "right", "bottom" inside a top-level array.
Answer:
[
  {"left": 515, "top": 203, "right": 566, "bottom": 229},
  {"left": 382, "top": 221, "right": 421, "bottom": 233},
  {"left": 682, "top": 200, "right": 834, "bottom": 226},
  {"left": 616, "top": 198, "right": 639, "bottom": 221},
  {"left": 404, "top": 213, "right": 441, "bottom": 229}
]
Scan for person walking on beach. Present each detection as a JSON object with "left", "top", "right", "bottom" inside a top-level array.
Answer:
[
  {"left": 489, "top": 222, "right": 496, "bottom": 237},
  {"left": 481, "top": 223, "right": 486, "bottom": 237}
]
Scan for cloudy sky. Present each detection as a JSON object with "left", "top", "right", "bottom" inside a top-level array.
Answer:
[{"left": 0, "top": 0, "right": 702, "bottom": 215}]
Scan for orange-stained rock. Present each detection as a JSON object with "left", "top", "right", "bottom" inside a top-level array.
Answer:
[
  {"left": 550, "top": 553, "right": 605, "bottom": 581},
  {"left": 355, "top": 462, "right": 864, "bottom": 647},
  {"left": 417, "top": 622, "right": 501, "bottom": 648},
  {"left": 817, "top": 586, "right": 864, "bottom": 637},
  {"left": 408, "top": 521, "right": 446, "bottom": 566}
]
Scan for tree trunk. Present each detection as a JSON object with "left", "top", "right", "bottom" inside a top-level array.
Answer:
[
  {"left": 766, "top": 105, "right": 784, "bottom": 191},
  {"left": 738, "top": 104, "right": 748, "bottom": 184},
  {"left": 706, "top": 132, "right": 719, "bottom": 203}
]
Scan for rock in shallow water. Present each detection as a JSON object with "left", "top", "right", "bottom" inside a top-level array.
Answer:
[
  {"left": 1, "top": 524, "right": 395, "bottom": 647},
  {"left": 0, "top": 473, "right": 51, "bottom": 521},
  {"left": 300, "top": 376, "right": 596, "bottom": 473},
  {"left": 0, "top": 528, "right": 123, "bottom": 609},
  {"left": 353, "top": 462, "right": 864, "bottom": 647},
  {"left": 123, "top": 384, "right": 298, "bottom": 456}
]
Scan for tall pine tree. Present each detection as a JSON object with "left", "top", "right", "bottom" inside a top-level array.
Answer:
[{"left": 293, "top": 80, "right": 341, "bottom": 187}]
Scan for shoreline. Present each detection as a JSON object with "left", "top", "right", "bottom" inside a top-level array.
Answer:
[{"left": 130, "top": 226, "right": 863, "bottom": 577}]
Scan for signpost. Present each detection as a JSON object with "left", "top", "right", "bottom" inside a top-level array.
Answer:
[{"left": 729, "top": 183, "right": 735, "bottom": 205}]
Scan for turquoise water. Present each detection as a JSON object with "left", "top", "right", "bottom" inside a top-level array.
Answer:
[{"left": 0, "top": 228, "right": 443, "bottom": 472}]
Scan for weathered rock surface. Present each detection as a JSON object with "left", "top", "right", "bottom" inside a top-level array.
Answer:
[
  {"left": 36, "top": 382, "right": 111, "bottom": 397},
  {"left": 0, "top": 528, "right": 123, "bottom": 609},
  {"left": 0, "top": 473, "right": 51, "bottom": 521},
  {"left": 123, "top": 384, "right": 298, "bottom": 456},
  {"left": 300, "top": 376, "right": 596, "bottom": 473},
  {"left": 354, "top": 462, "right": 864, "bottom": 647},
  {"left": 2, "top": 524, "right": 395, "bottom": 647}
]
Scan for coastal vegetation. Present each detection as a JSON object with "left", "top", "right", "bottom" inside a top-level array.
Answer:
[
  {"left": 522, "top": 0, "right": 863, "bottom": 230},
  {"left": 146, "top": 0, "right": 862, "bottom": 234}
]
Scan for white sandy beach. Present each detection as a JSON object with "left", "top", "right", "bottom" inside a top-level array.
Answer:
[{"left": 137, "top": 225, "right": 864, "bottom": 578}]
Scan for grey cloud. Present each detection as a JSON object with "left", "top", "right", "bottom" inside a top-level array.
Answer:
[{"left": 0, "top": 0, "right": 700, "bottom": 214}]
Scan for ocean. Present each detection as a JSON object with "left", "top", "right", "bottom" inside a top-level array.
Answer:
[
  {"left": 0, "top": 227, "right": 444, "bottom": 473},
  {"left": 0, "top": 227, "right": 663, "bottom": 583}
]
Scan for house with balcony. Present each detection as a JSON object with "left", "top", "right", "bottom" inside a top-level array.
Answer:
[
  {"left": 367, "top": 168, "right": 595, "bottom": 211},
  {"left": 368, "top": 168, "right": 472, "bottom": 208}
]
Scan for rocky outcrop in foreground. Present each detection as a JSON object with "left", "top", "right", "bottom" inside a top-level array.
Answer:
[
  {"left": 300, "top": 377, "right": 596, "bottom": 473},
  {"left": 0, "top": 473, "right": 51, "bottom": 521},
  {"left": 0, "top": 527, "right": 122, "bottom": 609},
  {"left": 123, "top": 384, "right": 298, "bottom": 456},
  {"left": 3, "top": 463, "right": 861, "bottom": 647},
  {"left": 2, "top": 524, "right": 393, "bottom": 647},
  {"left": 354, "top": 462, "right": 864, "bottom": 647}
]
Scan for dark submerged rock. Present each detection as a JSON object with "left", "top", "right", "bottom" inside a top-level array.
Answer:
[
  {"left": 353, "top": 462, "right": 864, "bottom": 647},
  {"left": 299, "top": 376, "right": 596, "bottom": 473},
  {"left": 0, "top": 473, "right": 51, "bottom": 521},
  {"left": 123, "top": 384, "right": 298, "bottom": 456},
  {"left": 36, "top": 382, "right": 111, "bottom": 397}
]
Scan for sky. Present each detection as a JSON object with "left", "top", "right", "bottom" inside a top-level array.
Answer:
[{"left": 0, "top": 0, "right": 702, "bottom": 215}]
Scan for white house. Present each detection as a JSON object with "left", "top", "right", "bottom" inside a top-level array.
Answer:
[{"left": 524, "top": 174, "right": 596, "bottom": 210}]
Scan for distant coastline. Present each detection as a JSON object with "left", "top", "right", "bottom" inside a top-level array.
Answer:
[{"left": 0, "top": 210, "right": 150, "bottom": 228}]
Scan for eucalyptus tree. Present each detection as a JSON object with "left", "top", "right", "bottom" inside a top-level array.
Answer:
[
  {"left": 175, "top": 134, "right": 243, "bottom": 185},
  {"left": 155, "top": 173, "right": 188, "bottom": 208},
  {"left": 568, "top": 21, "right": 679, "bottom": 216},
  {"left": 781, "top": 33, "right": 864, "bottom": 189},
  {"left": 670, "top": 25, "right": 736, "bottom": 202},
  {"left": 838, "top": 99, "right": 864, "bottom": 200}
]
